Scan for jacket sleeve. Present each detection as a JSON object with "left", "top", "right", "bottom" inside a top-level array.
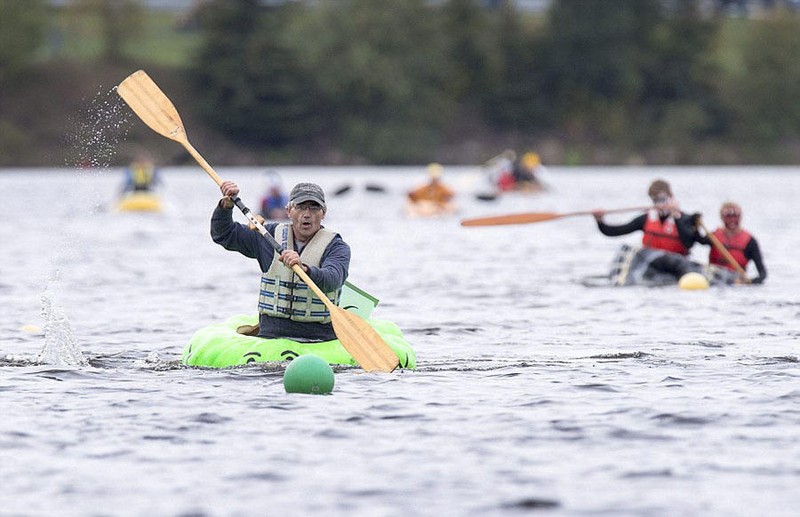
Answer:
[
  {"left": 745, "top": 236, "right": 767, "bottom": 283},
  {"left": 210, "top": 201, "right": 278, "bottom": 270},
  {"left": 675, "top": 212, "right": 702, "bottom": 249},
  {"left": 596, "top": 214, "right": 646, "bottom": 236}
]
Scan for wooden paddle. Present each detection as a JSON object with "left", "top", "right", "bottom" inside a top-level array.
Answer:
[
  {"left": 461, "top": 206, "right": 649, "bottom": 227},
  {"left": 116, "top": 70, "right": 399, "bottom": 372},
  {"left": 696, "top": 218, "right": 750, "bottom": 284}
]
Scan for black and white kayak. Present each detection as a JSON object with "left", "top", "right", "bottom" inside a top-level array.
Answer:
[{"left": 582, "top": 244, "right": 740, "bottom": 288}]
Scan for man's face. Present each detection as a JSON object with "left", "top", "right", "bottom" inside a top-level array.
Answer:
[
  {"left": 721, "top": 208, "right": 741, "bottom": 231},
  {"left": 651, "top": 192, "right": 672, "bottom": 215},
  {"left": 288, "top": 201, "right": 325, "bottom": 241}
]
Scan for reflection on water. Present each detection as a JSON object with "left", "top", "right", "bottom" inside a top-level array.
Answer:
[{"left": 1, "top": 167, "right": 798, "bottom": 516}]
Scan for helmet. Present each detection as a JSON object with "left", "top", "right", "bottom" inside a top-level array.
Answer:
[
  {"left": 521, "top": 152, "right": 540, "bottom": 168},
  {"left": 427, "top": 162, "right": 444, "bottom": 179}
]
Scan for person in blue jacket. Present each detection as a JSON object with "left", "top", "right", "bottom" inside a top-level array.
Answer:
[
  {"left": 121, "top": 153, "right": 160, "bottom": 193},
  {"left": 211, "top": 180, "right": 350, "bottom": 342}
]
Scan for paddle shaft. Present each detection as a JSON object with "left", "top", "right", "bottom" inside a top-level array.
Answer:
[
  {"left": 553, "top": 206, "right": 650, "bottom": 219},
  {"left": 461, "top": 205, "right": 649, "bottom": 227},
  {"left": 697, "top": 219, "right": 750, "bottom": 283}
]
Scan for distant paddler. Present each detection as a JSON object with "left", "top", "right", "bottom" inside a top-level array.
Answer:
[
  {"left": 121, "top": 151, "right": 161, "bottom": 194},
  {"left": 259, "top": 169, "right": 288, "bottom": 221},
  {"left": 510, "top": 151, "right": 547, "bottom": 192},
  {"left": 592, "top": 179, "right": 704, "bottom": 281},
  {"left": 699, "top": 201, "right": 767, "bottom": 284},
  {"left": 116, "top": 150, "right": 163, "bottom": 212},
  {"left": 406, "top": 163, "right": 457, "bottom": 216}
]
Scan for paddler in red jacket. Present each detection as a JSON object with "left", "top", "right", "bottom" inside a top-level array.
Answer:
[
  {"left": 700, "top": 201, "right": 767, "bottom": 284},
  {"left": 592, "top": 179, "right": 703, "bottom": 280}
]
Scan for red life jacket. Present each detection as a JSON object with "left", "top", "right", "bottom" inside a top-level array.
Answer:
[
  {"left": 709, "top": 228, "right": 751, "bottom": 269},
  {"left": 497, "top": 171, "right": 516, "bottom": 191},
  {"left": 642, "top": 210, "right": 688, "bottom": 255}
]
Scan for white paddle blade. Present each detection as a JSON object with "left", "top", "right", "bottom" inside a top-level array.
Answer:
[{"left": 117, "top": 70, "right": 187, "bottom": 143}]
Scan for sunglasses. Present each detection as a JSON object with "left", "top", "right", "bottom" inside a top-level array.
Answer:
[
  {"left": 721, "top": 210, "right": 740, "bottom": 218},
  {"left": 293, "top": 203, "right": 324, "bottom": 213}
]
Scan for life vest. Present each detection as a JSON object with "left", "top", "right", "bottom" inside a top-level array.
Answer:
[
  {"left": 496, "top": 171, "right": 516, "bottom": 191},
  {"left": 408, "top": 182, "right": 454, "bottom": 204},
  {"left": 258, "top": 223, "right": 340, "bottom": 323},
  {"left": 709, "top": 228, "right": 751, "bottom": 270},
  {"left": 641, "top": 209, "right": 688, "bottom": 255},
  {"left": 129, "top": 161, "right": 155, "bottom": 191}
]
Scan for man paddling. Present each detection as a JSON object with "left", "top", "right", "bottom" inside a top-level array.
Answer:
[
  {"left": 700, "top": 201, "right": 767, "bottom": 284},
  {"left": 592, "top": 179, "right": 703, "bottom": 281},
  {"left": 407, "top": 163, "right": 455, "bottom": 206},
  {"left": 212, "top": 181, "right": 350, "bottom": 341}
]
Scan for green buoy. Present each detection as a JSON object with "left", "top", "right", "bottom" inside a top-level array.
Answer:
[{"left": 283, "top": 354, "right": 335, "bottom": 394}]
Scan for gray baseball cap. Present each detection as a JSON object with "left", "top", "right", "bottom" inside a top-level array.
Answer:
[{"left": 289, "top": 182, "right": 326, "bottom": 209}]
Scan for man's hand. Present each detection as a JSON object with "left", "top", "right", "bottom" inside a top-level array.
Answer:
[
  {"left": 248, "top": 215, "right": 266, "bottom": 231},
  {"left": 280, "top": 250, "right": 307, "bottom": 272}
]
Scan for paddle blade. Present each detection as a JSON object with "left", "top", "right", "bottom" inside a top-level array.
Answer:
[
  {"left": 117, "top": 70, "right": 187, "bottom": 143},
  {"left": 331, "top": 307, "right": 399, "bottom": 372},
  {"left": 460, "top": 212, "right": 562, "bottom": 227}
]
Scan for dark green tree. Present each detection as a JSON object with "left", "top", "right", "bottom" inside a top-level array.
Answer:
[
  {"left": 480, "top": 1, "right": 553, "bottom": 132},
  {"left": 0, "top": 0, "right": 47, "bottom": 82},
  {"left": 0, "top": 0, "right": 47, "bottom": 162},
  {"left": 285, "top": 0, "right": 454, "bottom": 163},
  {"left": 440, "top": 0, "right": 498, "bottom": 102},
  {"left": 69, "top": 0, "right": 145, "bottom": 64},
  {"left": 636, "top": 0, "right": 721, "bottom": 155},
  {"left": 532, "top": 0, "right": 720, "bottom": 156},
  {"left": 190, "top": 0, "right": 320, "bottom": 146},
  {"left": 717, "top": 12, "right": 800, "bottom": 143}
]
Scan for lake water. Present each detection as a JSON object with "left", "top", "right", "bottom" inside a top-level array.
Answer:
[{"left": 1, "top": 166, "right": 798, "bottom": 516}]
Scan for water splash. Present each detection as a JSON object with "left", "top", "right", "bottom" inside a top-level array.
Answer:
[
  {"left": 64, "top": 86, "right": 133, "bottom": 170},
  {"left": 32, "top": 86, "right": 134, "bottom": 365},
  {"left": 37, "top": 277, "right": 88, "bottom": 367}
]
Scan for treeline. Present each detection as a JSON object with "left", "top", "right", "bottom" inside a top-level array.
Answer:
[{"left": 3, "top": 0, "right": 800, "bottom": 166}]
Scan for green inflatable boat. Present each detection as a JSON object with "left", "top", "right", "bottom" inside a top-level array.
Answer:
[
  {"left": 182, "top": 314, "right": 416, "bottom": 369},
  {"left": 181, "top": 282, "right": 415, "bottom": 369}
]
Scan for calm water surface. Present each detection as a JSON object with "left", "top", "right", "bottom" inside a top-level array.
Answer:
[{"left": 1, "top": 166, "right": 798, "bottom": 516}]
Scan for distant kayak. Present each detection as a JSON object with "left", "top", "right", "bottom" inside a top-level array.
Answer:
[
  {"left": 115, "top": 191, "right": 162, "bottom": 213},
  {"left": 583, "top": 244, "right": 740, "bottom": 287},
  {"left": 405, "top": 200, "right": 458, "bottom": 218}
]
